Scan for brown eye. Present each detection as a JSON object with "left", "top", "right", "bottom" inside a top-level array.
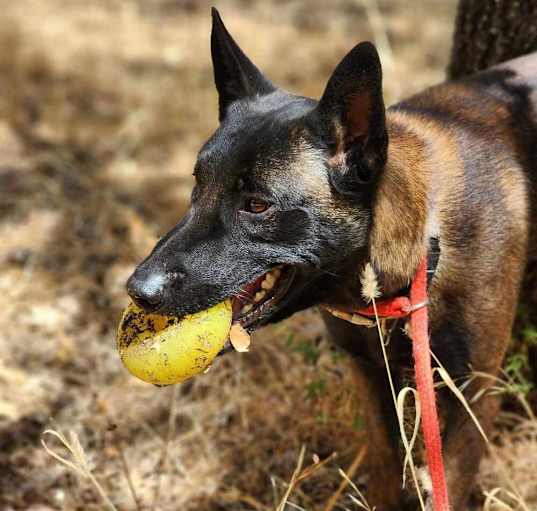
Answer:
[{"left": 245, "top": 197, "right": 270, "bottom": 214}]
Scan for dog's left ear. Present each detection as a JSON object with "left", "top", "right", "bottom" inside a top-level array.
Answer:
[
  {"left": 314, "top": 42, "right": 387, "bottom": 191},
  {"left": 211, "top": 8, "right": 275, "bottom": 121}
]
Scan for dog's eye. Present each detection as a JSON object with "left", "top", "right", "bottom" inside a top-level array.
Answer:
[{"left": 244, "top": 198, "right": 271, "bottom": 214}]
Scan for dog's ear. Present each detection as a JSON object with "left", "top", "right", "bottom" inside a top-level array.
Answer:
[
  {"left": 211, "top": 8, "right": 274, "bottom": 121},
  {"left": 315, "top": 42, "right": 387, "bottom": 192}
]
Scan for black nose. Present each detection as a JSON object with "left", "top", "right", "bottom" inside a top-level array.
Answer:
[{"left": 126, "top": 269, "right": 168, "bottom": 313}]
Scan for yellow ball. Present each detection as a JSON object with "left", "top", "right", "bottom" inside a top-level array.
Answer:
[{"left": 117, "top": 300, "right": 232, "bottom": 385}]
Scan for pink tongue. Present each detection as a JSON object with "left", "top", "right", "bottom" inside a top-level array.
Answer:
[{"left": 232, "top": 274, "right": 266, "bottom": 315}]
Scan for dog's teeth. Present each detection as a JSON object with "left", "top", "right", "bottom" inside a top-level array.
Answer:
[
  {"left": 254, "top": 291, "right": 266, "bottom": 302},
  {"left": 241, "top": 304, "right": 253, "bottom": 314},
  {"left": 262, "top": 274, "right": 275, "bottom": 290}
]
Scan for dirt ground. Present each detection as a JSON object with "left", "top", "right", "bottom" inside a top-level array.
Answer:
[{"left": 0, "top": 1, "right": 536, "bottom": 510}]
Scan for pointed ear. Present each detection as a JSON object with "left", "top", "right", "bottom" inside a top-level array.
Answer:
[
  {"left": 316, "top": 42, "right": 387, "bottom": 164},
  {"left": 211, "top": 8, "right": 274, "bottom": 121}
]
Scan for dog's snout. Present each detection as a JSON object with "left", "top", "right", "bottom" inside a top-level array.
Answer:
[{"left": 127, "top": 269, "right": 169, "bottom": 313}]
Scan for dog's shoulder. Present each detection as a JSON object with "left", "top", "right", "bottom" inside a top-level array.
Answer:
[{"left": 371, "top": 58, "right": 536, "bottom": 294}]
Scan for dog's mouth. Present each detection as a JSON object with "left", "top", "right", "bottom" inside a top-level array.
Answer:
[
  {"left": 219, "top": 265, "right": 296, "bottom": 355},
  {"left": 216, "top": 265, "right": 295, "bottom": 355},
  {"left": 231, "top": 264, "right": 296, "bottom": 330}
]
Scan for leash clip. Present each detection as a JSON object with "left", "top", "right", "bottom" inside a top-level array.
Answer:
[{"left": 404, "top": 299, "right": 429, "bottom": 314}]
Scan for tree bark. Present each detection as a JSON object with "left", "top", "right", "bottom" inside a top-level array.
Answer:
[{"left": 448, "top": 0, "right": 537, "bottom": 80}]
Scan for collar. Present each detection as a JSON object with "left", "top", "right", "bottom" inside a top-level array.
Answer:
[{"left": 325, "top": 237, "right": 440, "bottom": 325}]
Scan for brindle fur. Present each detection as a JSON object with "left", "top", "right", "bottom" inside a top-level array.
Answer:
[{"left": 127, "top": 8, "right": 537, "bottom": 510}]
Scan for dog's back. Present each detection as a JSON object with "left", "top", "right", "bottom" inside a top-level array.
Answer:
[
  {"left": 489, "top": 54, "right": 537, "bottom": 307},
  {"left": 397, "top": 51, "right": 537, "bottom": 268},
  {"left": 448, "top": 0, "right": 537, "bottom": 287}
]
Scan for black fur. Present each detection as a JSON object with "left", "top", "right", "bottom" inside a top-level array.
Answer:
[{"left": 127, "top": 10, "right": 384, "bottom": 327}]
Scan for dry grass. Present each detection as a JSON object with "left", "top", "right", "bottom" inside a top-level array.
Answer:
[{"left": 0, "top": 1, "right": 535, "bottom": 510}]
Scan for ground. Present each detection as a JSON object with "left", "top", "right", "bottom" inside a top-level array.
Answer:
[{"left": 0, "top": 1, "right": 536, "bottom": 510}]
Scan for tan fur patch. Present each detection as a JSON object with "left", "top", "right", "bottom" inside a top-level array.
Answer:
[
  {"left": 369, "top": 110, "right": 461, "bottom": 293},
  {"left": 327, "top": 119, "right": 347, "bottom": 168}
]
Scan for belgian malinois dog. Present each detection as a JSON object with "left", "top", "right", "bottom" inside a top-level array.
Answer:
[{"left": 126, "top": 6, "right": 537, "bottom": 509}]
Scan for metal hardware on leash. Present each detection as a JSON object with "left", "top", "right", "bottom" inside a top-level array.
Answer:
[{"left": 404, "top": 299, "right": 429, "bottom": 313}]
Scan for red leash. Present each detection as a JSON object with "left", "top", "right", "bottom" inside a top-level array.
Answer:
[
  {"left": 409, "top": 258, "right": 450, "bottom": 511},
  {"left": 342, "top": 258, "right": 450, "bottom": 510}
]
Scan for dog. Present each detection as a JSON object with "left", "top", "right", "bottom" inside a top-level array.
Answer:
[{"left": 126, "top": 7, "right": 537, "bottom": 510}]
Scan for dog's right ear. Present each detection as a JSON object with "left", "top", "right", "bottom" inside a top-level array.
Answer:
[
  {"left": 313, "top": 42, "right": 387, "bottom": 195},
  {"left": 211, "top": 8, "right": 274, "bottom": 121}
]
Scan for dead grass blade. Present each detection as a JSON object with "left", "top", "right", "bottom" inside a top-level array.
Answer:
[
  {"left": 116, "top": 436, "right": 143, "bottom": 511},
  {"left": 473, "top": 370, "right": 536, "bottom": 422},
  {"left": 217, "top": 489, "right": 271, "bottom": 511},
  {"left": 284, "top": 503, "right": 307, "bottom": 511},
  {"left": 276, "top": 445, "right": 306, "bottom": 511},
  {"left": 483, "top": 487, "right": 528, "bottom": 511},
  {"left": 485, "top": 446, "right": 533, "bottom": 511},
  {"left": 41, "top": 428, "right": 118, "bottom": 511},
  {"left": 323, "top": 446, "right": 367, "bottom": 511},
  {"left": 151, "top": 383, "right": 180, "bottom": 511},
  {"left": 337, "top": 468, "right": 373, "bottom": 511},
  {"left": 429, "top": 351, "right": 488, "bottom": 444},
  {"left": 276, "top": 447, "right": 337, "bottom": 511},
  {"left": 371, "top": 298, "right": 427, "bottom": 510},
  {"left": 430, "top": 360, "right": 532, "bottom": 511},
  {"left": 396, "top": 387, "right": 421, "bottom": 489}
]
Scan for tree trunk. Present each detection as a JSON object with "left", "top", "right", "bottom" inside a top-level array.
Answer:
[{"left": 448, "top": 0, "right": 537, "bottom": 80}]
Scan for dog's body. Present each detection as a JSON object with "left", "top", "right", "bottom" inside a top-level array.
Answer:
[
  {"left": 324, "top": 54, "right": 537, "bottom": 508},
  {"left": 127, "top": 8, "right": 537, "bottom": 510}
]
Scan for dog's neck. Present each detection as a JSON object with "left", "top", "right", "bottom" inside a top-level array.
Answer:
[
  {"left": 329, "top": 109, "right": 456, "bottom": 309},
  {"left": 369, "top": 111, "right": 432, "bottom": 293}
]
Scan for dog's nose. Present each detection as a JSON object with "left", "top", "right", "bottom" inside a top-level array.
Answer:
[{"left": 126, "top": 269, "right": 168, "bottom": 313}]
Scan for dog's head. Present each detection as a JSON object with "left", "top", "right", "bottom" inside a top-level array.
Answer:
[{"left": 127, "top": 9, "right": 387, "bottom": 333}]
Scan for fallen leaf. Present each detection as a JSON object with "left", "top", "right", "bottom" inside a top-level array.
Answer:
[{"left": 229, "top": 323, "right": 251, "bottom": 352}]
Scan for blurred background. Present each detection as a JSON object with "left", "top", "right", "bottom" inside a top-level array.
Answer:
[{"left": 0, "top": 1, "right": 535, "bottom": 510}]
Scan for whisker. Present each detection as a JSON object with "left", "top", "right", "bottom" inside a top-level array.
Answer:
[{"left": 317, "top": 268, "right": 346, "bottom": 279}]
